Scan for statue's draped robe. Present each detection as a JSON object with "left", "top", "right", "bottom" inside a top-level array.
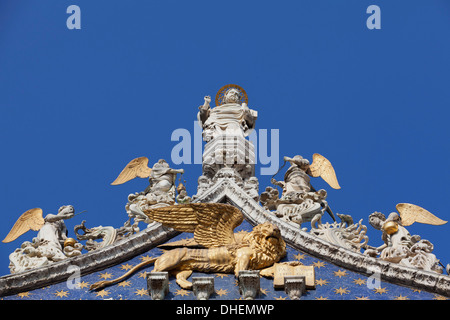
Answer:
[
  {"left": 283, "top": 166, "right": 311, "bottom": 195},
  {"left": 198, "top": 103, "right": 256, "bottom": 139},
  {"left": 150, "top": 164, "right": 176, "bottom": 194}
]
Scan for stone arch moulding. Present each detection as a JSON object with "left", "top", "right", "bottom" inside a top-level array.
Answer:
[{"left": 0, "top": 178, "right": 449, "bottom": 297}]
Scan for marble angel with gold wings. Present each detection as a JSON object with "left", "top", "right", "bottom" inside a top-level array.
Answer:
[
  {"left": 271, "top": 153, "right": 340, "bottom": 196},
  {"left": 110, "top": 157, "right": 185, "bottom": 223},
  {"left": 90, "top": 203, "right": 286, "bottom": 291},
  {"left": 111, "top": 157, "right": 184, "bottom": 196},
  {"left": 366, "top": 203, "right": 447, "bottom": 273},
  {"left": 2, "top": 206, "right": 82, "bottom": 273},
  {"left": 266, "top": 153, "right": 340, "bottom": 225}
]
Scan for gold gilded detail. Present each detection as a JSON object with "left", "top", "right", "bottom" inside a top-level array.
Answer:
[
  {"left": 383, "top": 221, "right": 399, "bottom": 235},
  {"left": 215, "top": 84, "right": 248, "bottom": 106},
  {"left": 396, "top": 203, "right": 447, "bottom": 226},
  {"left": 2, "top": 208, "right": 45, "bottom": 243},
  {"left": 111, "top": 156, "right": 152, "bottom": 185},
  {"left": 308, "top": 153, "right": 341, "bottom": 189},
  {"left": 90, "top": 203, "right": 286, "bottom": 291},
  {"left": 64, "top": 238, "right": 77, "bottom": 248}
]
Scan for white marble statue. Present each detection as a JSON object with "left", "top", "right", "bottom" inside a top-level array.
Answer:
[
  {"left": 126, "top": 159, "right": 184, "bottom": 224},
  {"left": 267, "top": 154, "right": 341, "bottom": 227},
  {"left": 197, "top": 88, "right": 257, "bottom": 142},
  {"left": 3, "top": 205, "right": 80, "bottom": 273},
  {"left": 366, "top": 206, "right": 447, "bottom": 273}
]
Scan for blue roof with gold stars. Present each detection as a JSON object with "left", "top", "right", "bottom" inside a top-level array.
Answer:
[{"left": 2, "top": 220, "right": 447, "bottom": 301}]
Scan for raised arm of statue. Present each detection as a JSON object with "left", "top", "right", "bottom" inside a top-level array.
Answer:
[
  {"left": 198, "top": 96, "right": 211, "bottom": 124},
  {"left": 169, "top": 168, "right": 185, "bottom": 175},
  {"left": 44, "top": 206, "right": 75, "bottom": 222}
]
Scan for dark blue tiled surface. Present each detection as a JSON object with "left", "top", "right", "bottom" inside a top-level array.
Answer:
[{"left": 2, "top": 220, "right": 447, "bottom": 300}]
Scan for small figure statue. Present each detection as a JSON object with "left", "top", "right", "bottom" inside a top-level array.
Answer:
[
  {"left": 197, "top": 85, "right": 257, "bottom": 142},
  {"left": 90, "top": 203, "right": 286, "bottom": 291},
  {"left": 176, "top": 182, "right": 191, "bottom": 204},
  {"left": 365, "top": 203, "right": 447, "bottom": 273},
  {"left": 2, "top": 205, "right": 81, "bottom": 273}
]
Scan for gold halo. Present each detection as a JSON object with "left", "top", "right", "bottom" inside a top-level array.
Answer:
[{"left": 215, "top": 84, "right": 248, "bottom": 106}]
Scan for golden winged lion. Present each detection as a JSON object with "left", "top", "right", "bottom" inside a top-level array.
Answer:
[{"left": 90, "top": 203, "right": 286, "bottom": 290}]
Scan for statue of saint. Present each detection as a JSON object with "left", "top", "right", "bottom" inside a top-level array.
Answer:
[{"left": 197, "top": 85, "right": 257, "bottom": 142}]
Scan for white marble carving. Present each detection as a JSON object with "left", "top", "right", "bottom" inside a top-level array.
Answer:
[
  {"left": 8, "top": 206, "right": 79, "bottom": 274},
  {"left": 366, "top": 211, "right": 443, "bottom": 273}
]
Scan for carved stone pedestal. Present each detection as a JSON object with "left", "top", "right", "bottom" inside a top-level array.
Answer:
[
  {"left": 147, "top": 272, "right": 169, "bottom": 300},
  {"left": 192, "top": 277, "right": 215, "bottom": 300},
  {"left": 238, "top": 270, "right": 260, "bottom": 300},
  {"left": 202, "top": 135, "right": 255, "bottom": 180},
  {"left": 284, "top": 275, "right": 306, "bottom": 300}
]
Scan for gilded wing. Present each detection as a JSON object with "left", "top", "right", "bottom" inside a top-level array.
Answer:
[
  {"left": 143, "top": 203, "right": 244, "bottom": 248},
  {"left": 396, "top": 203, "right": 448, "bottom": 227},
  {"left": 308, "top": 153, "right": 341, "bottom": 189},
  {"left": 111, "top": 157, "right": 152, "bottom": 185},
  {"left": 2, "top": 208, "right": 45, "bottom": 243}
]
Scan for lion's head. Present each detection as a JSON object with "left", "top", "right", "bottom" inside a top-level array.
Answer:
[{"left": 242, "top": 222, "right": 286, "bottom": 270}]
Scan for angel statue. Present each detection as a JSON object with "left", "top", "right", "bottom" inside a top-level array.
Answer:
[
  {"left": 2, "top": 205, "right": 82, "bottom": 273},
  {"left": 197, "top": 84, "right": 258, "bottom": 142},
  {"left": 90, "top": 203, "right": 286, "bottom": 291},
  {"left": 365, "top": 203, "right": 447, "bottom": 273},
  {"left": 111, "top": 157, "right": 184, "bottom": 223},
  {"left": 266, "top": 154, "right": 340, "bottom": 228},
  {"left": 271, "top": 154, "right": 341, "bottom": 196}
]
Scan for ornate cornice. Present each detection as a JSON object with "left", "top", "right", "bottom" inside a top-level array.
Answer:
[
  {"left": 195, "top": 178, "right": 450, "bottom": 297},
  {"left": 0, "top": 223, "right": 179, "bottom": 297},
  {"left": 1, "top": 177, "right": 449, "bottom": 298}
]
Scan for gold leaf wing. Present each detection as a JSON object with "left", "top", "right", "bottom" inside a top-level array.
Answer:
[
  {"left": 143, "top": 203, "right": 244, "bottom": 248},
  {"left": 396, "top": 203, "right": 448, "bottom": 227},
  {"left": 308, "top": 153, "right": 341, "bottom": 189},
  {"left": 2, "top": 208, "right": 45, "bottom": 243},
  {"left": 111, "top": 157, "right": 152, "bottom": 185}
]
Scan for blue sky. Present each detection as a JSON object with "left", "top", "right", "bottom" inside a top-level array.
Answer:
[{"left": 1, "top": 0, "right": 450, "bottom": 277}]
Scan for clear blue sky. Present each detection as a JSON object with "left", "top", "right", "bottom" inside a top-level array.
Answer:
[{"left": 1, "top": 0, "right": 450, "bottom": 277}]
